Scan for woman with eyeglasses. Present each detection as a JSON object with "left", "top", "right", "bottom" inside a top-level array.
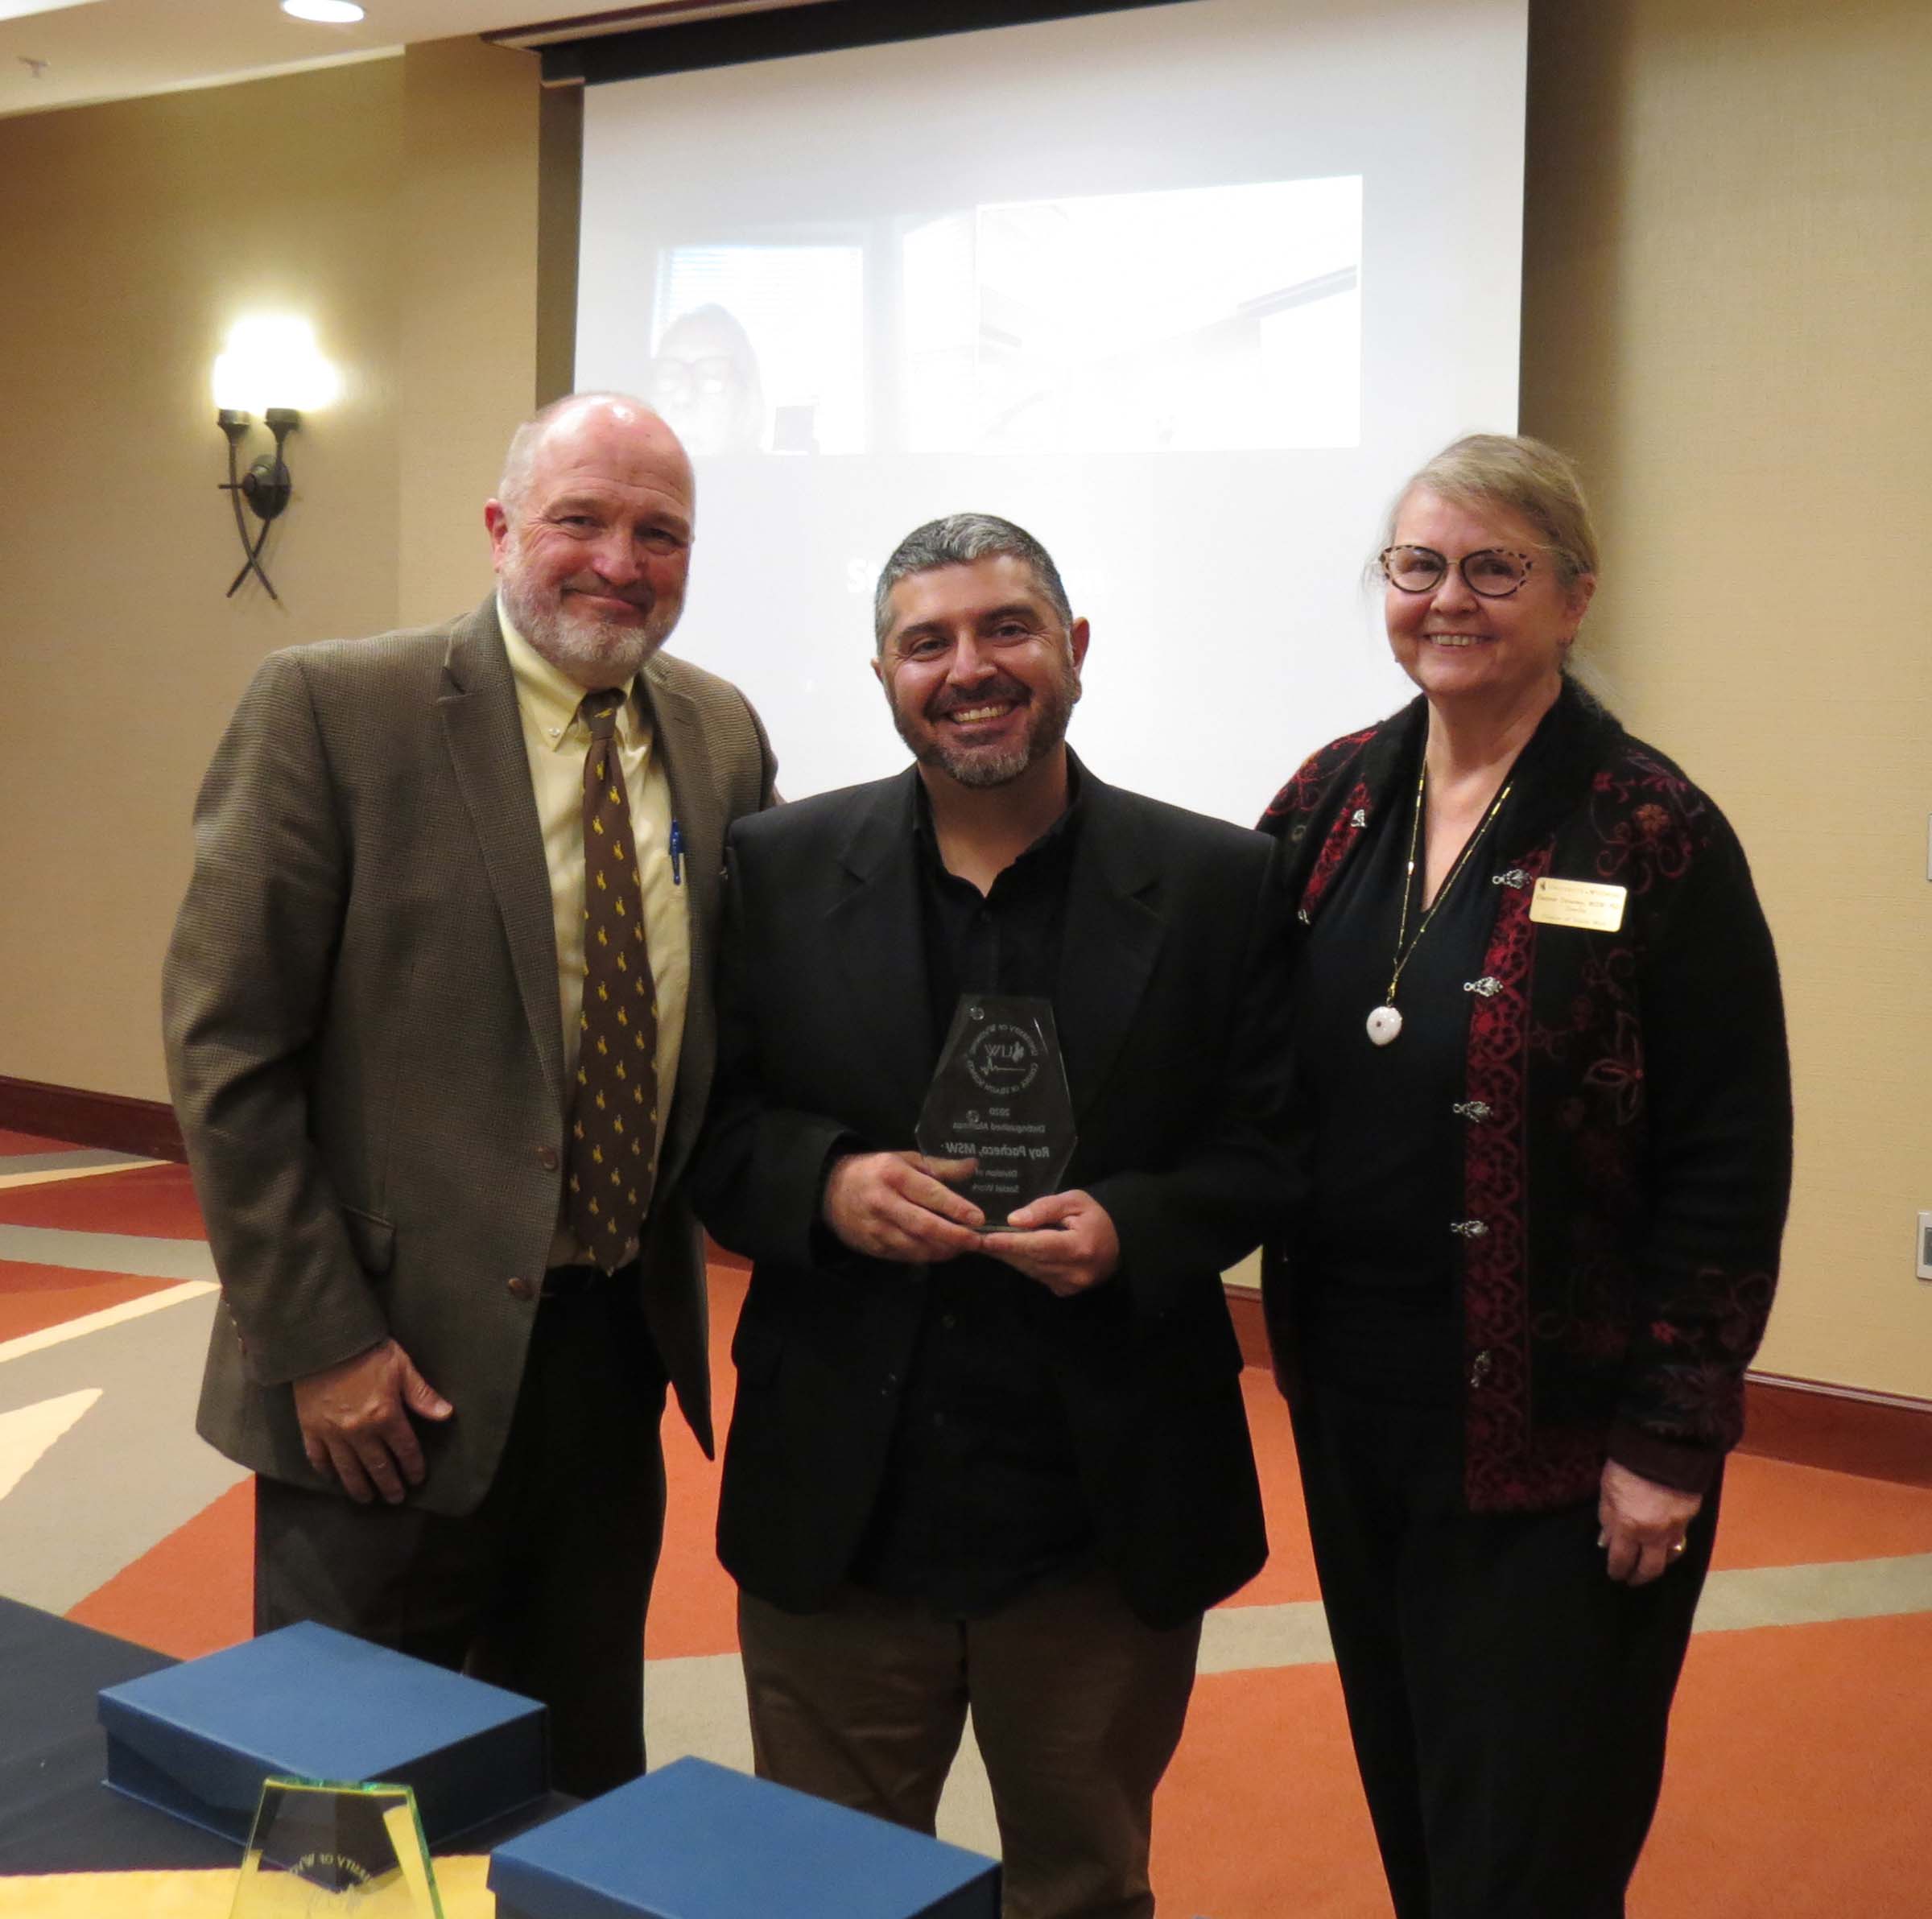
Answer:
[{"left": 1257, "top": 433, "right": 1792, "bottom": 1917}]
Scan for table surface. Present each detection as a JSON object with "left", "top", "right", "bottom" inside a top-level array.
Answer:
[{"left": 0, "top": 1597, "right": 569, "bottom": 1876}]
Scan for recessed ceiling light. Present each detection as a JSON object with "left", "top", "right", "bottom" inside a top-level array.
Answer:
[{"left": 281, "top": 0, "right": 366, "bottom": 23}]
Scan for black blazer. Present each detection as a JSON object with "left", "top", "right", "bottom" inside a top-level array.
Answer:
[{"left": 692, "top": 763, "right": 1298, "bottom": 1630}]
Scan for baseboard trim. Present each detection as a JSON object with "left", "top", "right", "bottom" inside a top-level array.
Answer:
[
  {"left": 0, "top": 1076, "right": 185, "bottom": 1162},
  {"left": 1737, "top": 1373, "right": 1932, "bottom": 1489},
  {"left": 1221, "top": 1282, "right": 1932, "bottom": 1489}
]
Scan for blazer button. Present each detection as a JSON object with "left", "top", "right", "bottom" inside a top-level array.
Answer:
[
  {"left": 507, "top": 1276, "right": 535, "bottom": 1301},
  {"left": 537, "top": 1146, "right": 559, "bottom": 1171}
]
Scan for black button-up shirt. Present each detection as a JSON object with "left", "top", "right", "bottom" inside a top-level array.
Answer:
[
  {"left": 1297, "top": 711, "right": 1560, "bottom": 1405},
  {"left": 849, "top": 766, "right": 1096, "bottom": 1616}
]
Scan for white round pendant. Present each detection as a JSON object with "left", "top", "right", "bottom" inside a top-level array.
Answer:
[{"left": 1366, "top": 1004, "right": 1403, "bottom": 1046}]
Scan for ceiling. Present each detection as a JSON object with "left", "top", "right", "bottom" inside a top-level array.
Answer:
[{"left": 0, "top": 0, "right": 822, "bottom": 119}]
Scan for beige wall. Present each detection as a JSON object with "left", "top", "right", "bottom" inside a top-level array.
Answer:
[
  {"left": 0, "top": 39, "right": 547, "bottom": 1105},
  {"left": 396, "top": 37, "right": 551, "bottom": 626},
  {"left": 1522, "top": 0, "right": 1932, "bottom": 1399}
]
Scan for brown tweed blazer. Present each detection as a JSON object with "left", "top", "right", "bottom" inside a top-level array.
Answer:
[{"left": 163, "top": 596, "right": 776, "bottom": 1515}]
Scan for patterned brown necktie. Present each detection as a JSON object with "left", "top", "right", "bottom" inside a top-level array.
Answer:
[{"left": 565, "top": 688, "right": 658, "bottom": 1272}]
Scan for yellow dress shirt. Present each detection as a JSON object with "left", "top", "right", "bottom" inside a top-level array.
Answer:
[{"left": 499, "top": 599, "right": 690, "bottom": 1268}]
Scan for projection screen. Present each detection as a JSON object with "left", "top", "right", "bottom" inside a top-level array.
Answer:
[{"left": 577, "top": 0, "right": 1529, "bottom": 820}]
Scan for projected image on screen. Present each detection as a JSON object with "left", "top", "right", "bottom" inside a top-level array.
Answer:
[
  {"left": 580, "top": 0, "right": 1527, "bottom": 814},
  {"left": 642, "top": 177, "right": 1358, "bottom": 460},
  {"left": 906, "top": 178, "right": 1360, "bottom": 453},
  {"left": 647, "top": 246, "right": 866, "bottom": 455}
]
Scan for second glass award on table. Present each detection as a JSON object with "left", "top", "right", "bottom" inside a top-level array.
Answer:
[
  {"left": 232, "top": 1778, "right": 441, "bottom": 1917},
  {"left": 916, "top": 995, "right": 1075, "bottom": 1229}
]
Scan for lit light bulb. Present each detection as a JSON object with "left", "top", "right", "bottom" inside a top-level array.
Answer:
[{"left": 211, "top": 316, "right": 341, "bottom": 415}]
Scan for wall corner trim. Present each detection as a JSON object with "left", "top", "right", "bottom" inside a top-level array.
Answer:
[{"left": 0, "top": 1076, "right": 185, "bottom": 1162}]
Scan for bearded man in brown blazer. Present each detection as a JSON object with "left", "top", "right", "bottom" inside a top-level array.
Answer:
[{"left": 163, "top": 393, "right": 775, "bottom": 1796}]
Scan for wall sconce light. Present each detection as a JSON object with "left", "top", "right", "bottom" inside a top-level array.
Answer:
[{"left": 211, "top": 316, "right": 339, "bottom": 601}]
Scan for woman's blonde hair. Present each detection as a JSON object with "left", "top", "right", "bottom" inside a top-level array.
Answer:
[{"left": 1382, "top": 432, "right": 1600, "bottom": 586}]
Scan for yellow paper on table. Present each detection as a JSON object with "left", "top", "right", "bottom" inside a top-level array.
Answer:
[{"left": 0, "top": 1855, "right": 494, "bottom": 1919}]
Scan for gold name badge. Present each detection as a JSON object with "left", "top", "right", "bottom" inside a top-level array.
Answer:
[{"left": 1529, "top": 877, "right": 1628, "bottom": 932}]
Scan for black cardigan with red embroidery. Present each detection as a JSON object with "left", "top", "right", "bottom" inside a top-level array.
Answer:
[{"left": 1259, "top": 681, "right": 1792, "bottom": 1508}]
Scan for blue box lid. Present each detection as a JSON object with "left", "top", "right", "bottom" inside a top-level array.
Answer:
[
  {"left": 488, "top": 1757, "right": 999, "bottom": 1919},
  {"left": 97, "top": 1621, "right": 547, "bottom": 1845}
]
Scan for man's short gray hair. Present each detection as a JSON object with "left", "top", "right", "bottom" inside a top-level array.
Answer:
[
  {"left": 495, "top": 391, "right": 663, "bottom": 518},
  {"left": 873, "top": 514, "right": 1072, "bottom": 649}
]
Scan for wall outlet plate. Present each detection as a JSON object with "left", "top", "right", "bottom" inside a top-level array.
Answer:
[{"left": 1919, "top": 1211, "right": 1932, "bottom": 1281}]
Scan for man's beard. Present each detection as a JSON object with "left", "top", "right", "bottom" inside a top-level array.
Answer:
[
  {"left": 893, "top": 658, "right": 1080, "bottom": 788},
  {"left": 500, "top": 573, "right": 679, "bottom": 689}
]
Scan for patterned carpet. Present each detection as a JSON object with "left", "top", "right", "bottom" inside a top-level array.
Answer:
[{"left": 2, "top": 1129, "right": 1929, "bottom": 1914}]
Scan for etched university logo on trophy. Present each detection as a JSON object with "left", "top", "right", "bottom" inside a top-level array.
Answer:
[
  {"left": 961, "top": 1017, "right": 1044, "bottom": 1096},
  {"left": 916, "top": 995, "right": 1075, "bottom": 1228},
  {"left": 233, "top": 1778, "right": 443, "bottom": 1915}
]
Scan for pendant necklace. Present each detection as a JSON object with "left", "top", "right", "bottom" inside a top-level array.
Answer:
[{"left": 1365, "top": 761, "right": 1513, "bottom": 1047}]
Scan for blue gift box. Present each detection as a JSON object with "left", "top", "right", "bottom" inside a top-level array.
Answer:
[
  {"left": 96, "top": 1620, "right": 547, "bottom": 1847},
  {"left": 489, "top": 1756, "right": 1000, "bottom": 1919}
]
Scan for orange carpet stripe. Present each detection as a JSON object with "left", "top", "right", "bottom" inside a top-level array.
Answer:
[
  {"left": 1709, "top": 1450, "right": 1932, "bottom": 1568},
  {"left": 1219, "top": 1371, "right": 1323, "bottom": 1607},
  {"left": 1632, "top": 1612, "right": 1932, "bottom": 1917},
  {"left": 648, "top": 1268, "right": 743, "bottom": 1659},
  {"left": 0, "top": 1161, "right": 207, "bottom": 1238},
  {"left": 1152, "top": 1662, "right": 1388, "bottom": 1918},
  {"left": 0, "top": 1130, "right": 76, "bottom": 1153},
  {"left": 68, "top": 1478, "right": 254, "bottom": 1661},
  {"left": 0, "top": 1265, "right": 192, "bottom": 1343}
]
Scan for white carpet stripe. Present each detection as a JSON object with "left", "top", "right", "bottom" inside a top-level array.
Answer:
[
  {"left": 638, "top": 1558, "right": 1932, "bottom": 1710},
  {"left": 0, "top": 1158, "right": 166, "bottom": 1192},
  {"left": 1693, "top": 1553, "right": 1932, "bottom": 1632},
  {"left": 0, "top": 1224, "right": 218, "bottom": 1282},
  {"left": 0, "top": 1389, "right": 101, "bottom": 1502},
  {"left": 1201, "top": 1596, "right": 1335, "bottom": 1670},
  {"left": 1186, "top": 1555, "right": 1932, "bottom": 1676},
  {"left": 0, "top": 1149, "right": 155, "bottom": 1178},
  {"left": 0, "top": 1281, "right": 220, "bottom": 1366}
]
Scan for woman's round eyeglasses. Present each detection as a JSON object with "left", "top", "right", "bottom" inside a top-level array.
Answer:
[{"left": 1378, "top": 545, "right": 1534, "bottom": 600}]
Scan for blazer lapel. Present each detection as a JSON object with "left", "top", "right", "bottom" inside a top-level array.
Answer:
[
  {"left": 437, "top": 600, "right": 566, "bottom": 1112},
  {"left": 1055, "top": 772, "right": 1164, "bottom": 1126},
  {"left": 825, "top": 771, "right": 935, "bottom": 1132}
]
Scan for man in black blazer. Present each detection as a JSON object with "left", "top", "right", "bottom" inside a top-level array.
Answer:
[{"left": 694, "top": 514, "right": 1296, "bottom": 1919}]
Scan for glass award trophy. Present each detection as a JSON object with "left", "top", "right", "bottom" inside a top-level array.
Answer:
[
  {"left": 230, "top": 1778, "right": 443, "bottom": 1917},
  {"left": 916, "top": 995, "right": 1075, "bottom": 1229}
]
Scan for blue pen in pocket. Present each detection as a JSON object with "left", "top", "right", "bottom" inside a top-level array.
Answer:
[{"left": 669, "top": 819, "right": 684, "bottom": 885}]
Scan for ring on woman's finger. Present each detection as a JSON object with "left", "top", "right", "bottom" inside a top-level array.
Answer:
[{"left": 1668, "top": 1538, "right": 1688, "bottom": 1558}]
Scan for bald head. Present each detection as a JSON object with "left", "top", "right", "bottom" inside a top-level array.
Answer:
[
  {"left": 485, "top": 393, "right": 697, "bottom": 691},
  {"left": 496, "top": 392, "right": 694, "bottom": 520}
]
